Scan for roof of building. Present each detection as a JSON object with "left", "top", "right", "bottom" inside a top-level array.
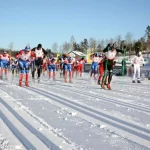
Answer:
[{"left": 69, "top": 51, "right": 86, "bottom": 56}]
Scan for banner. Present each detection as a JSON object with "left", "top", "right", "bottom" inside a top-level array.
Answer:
[{"left": 87, "top": 52, "right": 92, "bottom": 63}]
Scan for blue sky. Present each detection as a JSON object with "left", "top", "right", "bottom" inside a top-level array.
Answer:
[{"left": 0, "top": 0, "right": 150, "bottom": 50}]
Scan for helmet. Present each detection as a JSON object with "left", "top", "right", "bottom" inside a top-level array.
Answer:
[
  {"left": 94, "top": 53, "right": 98, "bottom": 57},
  {"left": 107, "top": 43, "right": 111, "bottom": 47},
  {"left": 37, "top": 44, "right": 42, "bottom": 49},
  {"left": 50, "top": 54, "right": 54, "bottom": 59},
  {"left": 24, "top": 46, "right": 30, "bottom": 51},
  {"left": 136, "top": 49, "right": 142, "bottom": 57},
  {"left": 68, "top": 56, "right": 72, "bottom": 60},
  {"left": 58, "top": 56, "right": 62, "bottom": 60},
  {"left": 52, "top": 58, "right": 55, "bottom": 62},
  {"left": 3, "top": 50, "right": 7, "bottom": 53}
]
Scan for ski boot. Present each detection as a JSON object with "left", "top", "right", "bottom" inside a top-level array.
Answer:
[
  {"left": 101, "top": 83, "right": 106, "bottom": 89},
  {"left": 69, "top": 79, "right": 73, "bottom": 83},
  {"left": 19, "top": 74, "right": 23, "bottom": 87},
  {"left": 19, "top": 80, "right": 22, "bottom": 87},
  {"left": 64, "top": 78, "right": 67, "bottom": 83},
  {"left": 25, "top": 81, "right": 29, "bottom": 87},
  {"left": 137, "top": 80, "right": 141, "bottom": 83},
  {"left": 37, "top": 77, "right": 40, "bottom": 83},
  {"left": 107, "top": 84, "right": 111, "bottom": 90},
  {"left": 132, "top": 80, "right": 136, "bottom": 83}
]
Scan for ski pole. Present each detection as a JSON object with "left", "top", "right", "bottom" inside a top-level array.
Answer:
[
  {"left": 103, "top": 46, "right": 110, "bottom": 84},
  {"left": 121, "top": 46, "right": 126, "bottom": 90}
]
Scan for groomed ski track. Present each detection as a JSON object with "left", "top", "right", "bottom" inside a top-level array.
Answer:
[{"left": 0, "top": 73, "right": 150, "bottom": 150}]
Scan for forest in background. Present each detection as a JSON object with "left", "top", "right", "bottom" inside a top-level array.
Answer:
[{"left": 0, "top": 26, "right": 150, "bottom": 57}]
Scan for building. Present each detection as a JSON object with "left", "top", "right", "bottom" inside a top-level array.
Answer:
[{"left": 68, "top": 50, "right": 87, "bottom": 58}]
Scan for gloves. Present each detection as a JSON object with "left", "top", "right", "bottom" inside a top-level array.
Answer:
[
  {"left": 143, "top": 64, "right": 144, "bottom": 66},
  {"left": 132, "top": 64, "right": 134, "bottom": 67}
]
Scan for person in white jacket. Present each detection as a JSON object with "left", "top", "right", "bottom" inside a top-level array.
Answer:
[{"left": 131, "top": 50, "right": 144, "bottom": 83}]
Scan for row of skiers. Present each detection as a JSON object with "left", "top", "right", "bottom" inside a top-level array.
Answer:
[
  {"left": 0, "top": 44, "right": 47, "bottom": 86},
  {"left": 0, "top": 44, "right": 87, "bottom": 86},
  {"left": 90, "top": 44, "right": 145, "bottom": 89},
  {"left": 0, "top": 43, "right": 145, "bottom": 89}
]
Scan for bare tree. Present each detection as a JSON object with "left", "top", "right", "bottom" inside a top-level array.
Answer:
[
  {"left": 145, "top": 25, "right": 150, "bottom": 38},
  {"left": 8, "top": 42, "right": 13, "bottom": 56},
  {"left": 59, "top": 46, "right": 62, "bottom": 54},
  {"left": 105, "top": 39, "right": 109, "bottom": 47},
  {"left": 109, "top": 38, "right": 114, "bottom": 45},
  {"left": 70, "top": 35, "right": 76, "bottom": 50},
  {"left": 62, "top": 42, "right": 71, "bottom": 53},
  {"left": 97, "top": 39, "right": 104, "bottom": 51},
  {"left": 100, "top": 39, "right": 105, "bottom": 50},
  {"left": 139, "top": 37, "right": 147, "bottom": 51},
  {"left": 97, "top": 44, "right": 101, "bottom": 52},
  {"left": 125, "top": 32, "right": 133, "bottom": 44},
  {"left": 125, "top": 32, "right": 133, "bottom": 57},
  {"left": 80, "top": 39, "right": 89, "bottom": 54},
  {"left": 96, "top": 40, "right": 101, "bottom": 52},
  {"left": 52, "top": 42, "right": 58, "bottom": 53},
  {"left": 116, "top": 35, "right": 122, "bottom": 48},
  {"left": 89, "top": 37, "right": 97, "bottom": 52}
]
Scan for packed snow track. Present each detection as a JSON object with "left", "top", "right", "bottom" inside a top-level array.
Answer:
[{"left": 0, "top": 74, "right": 150, "bottom": 150}]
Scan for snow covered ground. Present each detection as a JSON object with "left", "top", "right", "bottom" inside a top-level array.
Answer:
[{"left": 0, "top": 72, "right": 150, "bottom": 150}]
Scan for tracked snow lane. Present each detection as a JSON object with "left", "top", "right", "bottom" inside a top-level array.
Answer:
[
  {"left": 0, "top": 91, "right": 74, "bottom": 150},
  {"left": 1, "top": 77, "right": 150, "bottom": 150},
  {"left": 26, "top": 86, "right": 150, "bottom": 149}
]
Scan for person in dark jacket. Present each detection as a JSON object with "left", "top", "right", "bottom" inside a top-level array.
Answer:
[
  {"left": 31, "top": 44, "right": 47, "bottom": 82},
  {"left": 101, "top": 44, "right": 125, "bottom": 90}
]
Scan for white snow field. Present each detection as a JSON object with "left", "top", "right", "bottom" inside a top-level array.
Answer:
[{"left": 0, "top": 72, "right": 150, "bottom": 150}]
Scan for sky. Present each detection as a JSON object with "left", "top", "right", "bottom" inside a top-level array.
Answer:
[{"left": 0, "top": 0, "right": 150, "bottom": 50}]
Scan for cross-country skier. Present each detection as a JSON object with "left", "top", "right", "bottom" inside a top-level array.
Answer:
[
  {"left": 90, "top": 53, "right": 99, "bottom": 80},
  {"left": 42, "top": 56, "right": 47, "bottom": 76},
  {"left": 11, "top": 59, "right": 18, "bottom": 75},
  {"left": 58, "top": 55, "right": 64, "bottom": 78},
  {"left": 101, "top": 44, "right": 125, "bottom": 90},
  {"left": 97, "top": 54, "right": 105, "bottom": 85},
  {"left": 131, "top": 49, "right": 144, "bottom": 83},
  {"left": 47, "top": 55, "right": 57, "bottom": 80},
  {"left": 72, "top": 56, "right": 79, "bottom": 78},
  {"left": 78, "top": 57, "right": 86, "bottom": 77},
  {"left": 63, "top": 54, "right": 74, "bottom": 83},
  {"left": 0, "top": 50, "right": 10, "bottom": 80},
  {"left": 31, "top": 44, "right": 47, "bottom": 82},
  {"left": 15, "top": 46, "right": 34, "bottom": 86}
]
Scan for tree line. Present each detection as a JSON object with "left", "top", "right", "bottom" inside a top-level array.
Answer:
[
  {"left": 1, "top": 26, "right": 150, "bottom": 57},
  {"left": 49, "top": 26, "right": 150, "bottom": 56}
]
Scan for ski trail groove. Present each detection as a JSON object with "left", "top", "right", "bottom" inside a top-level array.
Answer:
[
  {"left": 0, "top": 97, "right": 61, "bottom": 150},
  {"left": 26, "top": 86, "right": 150, "bottom": 148},
  {"left": 69, "top": 80, "right": 150, "bottom": 99},
  {"left": 0, "top": 109, "right": 35, "bottom": 150},
  {"left": 38, "top": 82, "right": 150, "bottom": 114},
  {"left": 29, "top": 87, "right": 150, "bottom": 134}
]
